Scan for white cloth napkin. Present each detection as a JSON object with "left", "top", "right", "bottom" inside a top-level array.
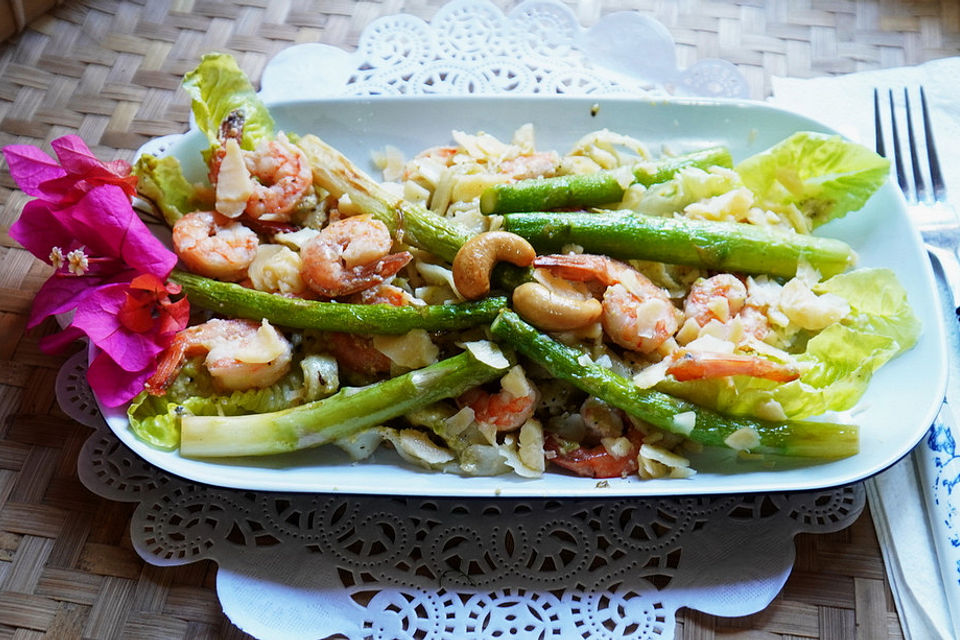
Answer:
[{"left": 769, "top": 57, "right": 960, "bottom": 640}]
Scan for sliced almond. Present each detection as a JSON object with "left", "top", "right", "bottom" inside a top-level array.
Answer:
[{"left": 216, "top": 138, "right": 254, "bottom": 218}]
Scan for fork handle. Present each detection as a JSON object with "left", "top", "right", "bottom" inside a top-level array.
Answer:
[{"left": 928, "top": 245, "right": 960, "bottom": 318}]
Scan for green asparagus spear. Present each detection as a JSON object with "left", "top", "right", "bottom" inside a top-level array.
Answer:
[
  {"left": 632, "top": 146, "right": 734, "bottom": 186},
  {"left": 489, "top": 310, "right": 859, "bottom": 458},
  {"left": 478, "top": 147, "right": 734, "bottom": 215},
  {"left": 479, "top": 172, "right": 628, "bottom": 214},
  {"left": 502, "top": 211, "right": 856, "bottom": 278},
  {"left": 297, "top": 134, "right": 470, "bottom": 262},
  {"left": 171, "top": 270, "right": 507, "bottom": 334},
  {"left": 180, "top": 344, "right": 515, "bottom": 457}
]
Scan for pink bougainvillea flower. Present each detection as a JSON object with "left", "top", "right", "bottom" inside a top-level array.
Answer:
[
  {"left": 118, "top": 274, "right": 190, "bottom": 335},
  {"left": 3, "top": 134, "right": 137, "bottom": 203},
  {"left": 4, "top": 136, "right": 189, "bottom": 407},
  {"left": 10, "top": 184, "right": 177, "bottom": 330},
  {"left": 73, "top": 274, "right": 189, "bottom": 406},
  {"left": 75, "top": 275, "right": 189, "bottom": 373}
]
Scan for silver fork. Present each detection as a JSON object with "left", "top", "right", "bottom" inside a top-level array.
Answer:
[
  {"left": 874, "top": 87, "right": 960, "bottom": 315},
  {"left": 877, "top": 88, "right": 960, "bottom": 637}
]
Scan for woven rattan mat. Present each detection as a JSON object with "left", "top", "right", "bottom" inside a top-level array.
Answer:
[{"left": 1, "top": 1, "right": 958, "bottom": 638}]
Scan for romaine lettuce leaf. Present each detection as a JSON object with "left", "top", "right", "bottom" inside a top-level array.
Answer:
[
  {"left": 133, "top": 153, "right": 210, "bottom": 226},
  {"left": 813, "top": 268, "right": 921, "bottom": 350},
  {"left": 735, "top": 131, "right": 890, "bottom": 228},
  {"left": 127, "top": 382, "right": 304, "bottom": 451},
  {"left": 633, "top": 166, "right": 743, "bottom": 217},
  {"left": 126, "top": 356, "right": 329, "bottom": 451},
  {"left": 657, "top": 268, "right": 920, "bottom": 419},
  {"left": 182, "top": 52, "right": 275, "bottom": 151},
  {"left": 126, "top": 392, "right": 206, "bottom": 451}
]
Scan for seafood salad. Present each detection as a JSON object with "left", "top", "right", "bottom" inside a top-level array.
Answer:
[{"left": 122, "top": 53, "right": 919, "bottom": 481}]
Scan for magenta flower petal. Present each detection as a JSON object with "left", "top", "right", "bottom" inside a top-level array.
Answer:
[
  {"left": 49, "top": 135, "right": 137, "bottom": 200},
  {"left": 56, "top": 187, "right": 135, "bottom": 262},
  {"left": 27, "top": 276, "right": 97, "bottom": 328},
  {"left": 5, "top": 135, "right": 137, "bottom": 206},
  {"left": 26, "top": 266, "right": 136, "bottom": 329},
  {"left": 38, "top": 325, "right": 85, "bottom": 354},
  {"left": 8, "top": 199, "right": 75, "bottom": 262},
  {"left": 51, "top": 135, "right": 132, "bottom": 182},
  {"left": 2, "top": 144, "right": 66, "bottom": 196},
  {"left": 73, "top": 283, "right": 166, "bottom": 372},
  {"left": 87, "top": 350, "right": 154, "bottom": 407},
  {"left": 50, "top": 135, "right": 106, "bottom": 175},
  {"left": 64, "top": 186, "right": 177, "bottom": 278}
]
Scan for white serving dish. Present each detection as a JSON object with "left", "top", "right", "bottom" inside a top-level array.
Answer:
[{"left": 104, "top": 95, "right": 946, "bottom": 497}]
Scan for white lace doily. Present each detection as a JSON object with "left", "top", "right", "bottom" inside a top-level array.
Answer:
[
  {"left": 63, "top": 349, "right": 862, "bottom": 640},
  {"left": 257, "top": 0, "right": 750, "bottom": 102},
  {"left": 58, "top": 3, "right": 863, "bottom": 638}
]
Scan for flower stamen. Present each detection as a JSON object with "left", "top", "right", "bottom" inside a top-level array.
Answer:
[
  {"left": 67, "top": 248, "right": 89, "bottom": 275},
  {"left": 49, "top": 246, "right": 65, "bottom": 269}
]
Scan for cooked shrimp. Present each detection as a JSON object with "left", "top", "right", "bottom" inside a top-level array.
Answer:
[
  {"left": 665, "top": 350, "right": 799, "bottom": 383},
  {"left": 684, "top": 274, "right": 768, "bottom": 341},
  {"left": 209, "top": 132, "right": 313, "bottom": 221},
  {"left": 346, "top": 282, "right": 416, "bottom": 306},
  {"left": 172, "top": 211, "right": 258, "bottom": 282},
  {"left": 243, "top": 135, "right": 313, "bottom": 220},
  {"left": 684, "top": 274, "right": 747, "bottom": 326},
  {"left": 738, "top": 305, "right": 771, "bottom": 342},
  {"left": 300, "top": 215, "right": 412, "bottom": 298},
  {"left": 325, "top": 332, "right": 393, "bottom": 381},
  {"left": 545, "top": 428, "right": 644, "bottom": 479},
  {"left": 458, "top": 365, "right": 540, "bottom": 433},
  {"left": 497, "top": 151, "right": 561, "bottom": 180},
  {"left": 533, "top": 254, "right": 681, "bottom": 353},
  {"left": 145, "top": 319, "right": 293, "bottom": 395},
  {"left": 327, "top": 283, "right": 414, "bottom": 381},
  {"left": 580, "top": 396, "right": 626, "bottom": 442}
]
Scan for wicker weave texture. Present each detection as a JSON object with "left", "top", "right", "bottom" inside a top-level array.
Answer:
[{"left": 1, "top": 0, "right": 956, "bottom": 638}]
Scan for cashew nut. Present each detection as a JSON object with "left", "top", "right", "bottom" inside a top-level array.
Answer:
[
  {"left": 512, "top": 281, "right": 603, "bottom": 331},
  {"left": 453, "top": 231, "right": 536, "bottom": 300}
]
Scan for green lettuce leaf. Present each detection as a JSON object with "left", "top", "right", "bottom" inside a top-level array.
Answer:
[
  {"left": 633, "top": 166, "right": 743, "bottom": 217},
  {"left": 127, "top": 383, "right": 304, "bottom": 451},
  {"left": 126, "top": 392, "right": 206, "bottom": 451},
  {"left": 126, "top": 356, "right": 330, "bottom": 451},
  {"left": 182, "top": 52, "right": 275, "bottom": 150},
  {"left": 735, "top": 131, "right": 890, "bottom": 228},
  {"left": 814, "top": 268, "right": 921, "bottom": 350},
  {"left": 133, "top": 153, "right": 210, "bottom": 226},
  {"left": 657, "top": 268, "right": 920, "bottom": 419}
]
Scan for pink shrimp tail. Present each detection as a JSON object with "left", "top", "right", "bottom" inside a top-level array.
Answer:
[
  {"left": 336, "top": 251, "right": 413, "bottom": 298},
  {"left": 532, "top": 254, "right": 620, "bottom": 286},
  {"left": 144, "top": 333, "right": 191, "bottom": 395},
  {"left": 373, "top": 251, "right": 414, "bottom": 279},
  {"left": 310, "top": 251, "right": 413, "bottom": 298},
  {"left": 666, "top": 351, "right": 800, "bottom": 383}
]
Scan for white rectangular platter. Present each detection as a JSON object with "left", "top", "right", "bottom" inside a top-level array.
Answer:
[{"left": 104, "top": 95, "right": 947, "bottom": 497}]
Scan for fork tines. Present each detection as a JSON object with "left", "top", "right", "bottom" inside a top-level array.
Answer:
[{"left": 873, "top": 86, "right": 946, "bottom": 203}]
